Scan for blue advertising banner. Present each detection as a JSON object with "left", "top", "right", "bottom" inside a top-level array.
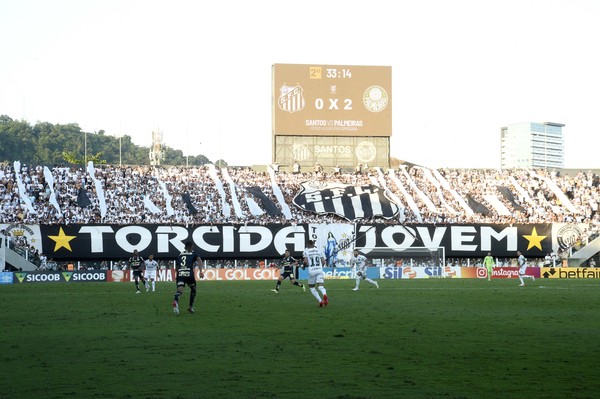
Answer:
[{"left": 0, "top": 272, "right": 13, "bottom": 284}]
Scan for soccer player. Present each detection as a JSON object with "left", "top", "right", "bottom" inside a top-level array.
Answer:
[
  {"left": 517, "top": 250, "right": 535, "bottom": 286},
  {"left": 271, "top": 249, "right": 305, "bottom": 293},
  {"left": 144, "top": 254, "right": 159, "bottom": 292},
  {"left": 172, "top": 241, "right": 203, "bottom": 314},
  {"left": 483, "top": 252, "right": 495, "bottom": 281},
  {"left": 302, "top": 240, "right": 328, "bottom": 307},
  {"left": 129, "top": 249, "right": 148, "bottom": 293},
  {"left": 351, "top": 249, "right": 379, "bottom": 291}
]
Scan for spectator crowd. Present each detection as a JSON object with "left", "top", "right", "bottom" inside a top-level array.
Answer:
[{"left": 1, "top": 162, "right": 598, "bottom": 229}]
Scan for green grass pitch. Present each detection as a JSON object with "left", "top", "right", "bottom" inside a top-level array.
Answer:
[{"left": 1, "top": 278, "right": 599, "bottom": 398}]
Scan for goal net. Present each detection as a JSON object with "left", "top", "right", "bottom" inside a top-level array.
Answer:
[{"left": 356, "top": 246, "right": 446, "bottom": 268}]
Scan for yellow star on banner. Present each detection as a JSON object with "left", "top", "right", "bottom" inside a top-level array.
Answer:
[
  {"left": 48, "top": 227, "right": 76, "bottom": 252},
  {"left": 523, "top": 227, "right": 547, "bottom": 251}
]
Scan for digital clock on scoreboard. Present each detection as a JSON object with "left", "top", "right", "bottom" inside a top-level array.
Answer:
[{"left": 308, "top": 67, "right": 353, "bottom": 79}]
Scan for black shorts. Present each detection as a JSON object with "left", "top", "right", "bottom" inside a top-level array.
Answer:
[
  {"left": 280, "top": 270, "right": 295, "bottom": 280},
  {"left": 132, "top": 270, "right": 143, "bottom": 278},
  {"left": 176, "top": 276, "right": 196, "bottom": 288}
]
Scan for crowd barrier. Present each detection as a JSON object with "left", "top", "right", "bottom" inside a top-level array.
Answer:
[{"left": 1, "top": 266, "right": 599, "bottom": 285}]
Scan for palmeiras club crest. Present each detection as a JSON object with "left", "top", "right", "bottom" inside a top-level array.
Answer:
[
  {"left": 278, "top": 84, "right": 306, "bottom": 113},
  {"left": 293, "top": 181, "right": 399, "bottom": 221}
]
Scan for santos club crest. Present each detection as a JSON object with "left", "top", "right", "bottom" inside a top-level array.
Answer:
[
  {"left": 293, "top": 181, "right": 399, "bottom": 221},
  {"left": 278, "top": 84, "right": 305, "bottom": 113}
]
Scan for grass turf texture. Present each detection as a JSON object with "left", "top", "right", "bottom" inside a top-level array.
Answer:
[{"left": 1, "top": 278, "right": 599, "bottom": 399}]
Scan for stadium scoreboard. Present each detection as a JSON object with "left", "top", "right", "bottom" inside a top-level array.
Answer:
[
  {"left": 272, "top": 64, "right": 392, "bottom": 168},
  {"left": 272, "top": 64, "right": 392, "bottom": 137}
]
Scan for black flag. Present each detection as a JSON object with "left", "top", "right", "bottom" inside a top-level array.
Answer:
[
  {"left": 246, "top": 187, "right": 282, "bottom": 216},
  {"left": 77, "top": 187, "right": 92, "bottom": 208},
  {"left": 182, "top": 193, "right": 198, "bottom": 214},
  {"left": 467, "top": 195, "right": 491, "bottom": 216},
  {"left": 496, "top": 185, "right": 526, "bottom": 212}
]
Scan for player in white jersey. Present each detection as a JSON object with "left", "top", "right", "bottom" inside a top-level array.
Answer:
[
  {"left": 351, "top": 249, "right": 379, "bottom": 291},
  {"left": 517, "top": 251, "right": 535, "bottom": 286},
  {"left": 302, "top": 240, "right": 328, "bottom": 307},
  {"left": 144, "top": 254, "right": 159, "bottom": 292}
]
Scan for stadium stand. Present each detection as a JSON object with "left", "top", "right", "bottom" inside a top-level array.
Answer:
[
  {"left": 1, "top": 162, "right": 598, "bottom": 226},
  {"left": 1, "top": 162, "right": 599, "bottom": 269}
]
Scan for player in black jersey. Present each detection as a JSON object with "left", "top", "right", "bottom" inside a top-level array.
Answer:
[
  {"left": 271, "top": 249, "right": 305, "bottom": 293},
  {"left": 172, "top": 241, "right": 203, "bottom": 314},
  {"left": 129, "top": 249, "right": 148, "bottom": 293}
]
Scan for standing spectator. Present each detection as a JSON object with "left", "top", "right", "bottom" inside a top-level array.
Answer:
[
  {"left": 39, "top": 253, "right": 48, "bottom": 270},
  {"left": 303, "top": 240, "right": 328, "bottom": 307},
  {"left": 517, "top": 251, "right": 536, "bottom": 286},
  {"left": 544, "top": 253, "right": 553, "bottom": 267},
  {"left": 47, "top": 258, "right": 57, "bottom": 271}
]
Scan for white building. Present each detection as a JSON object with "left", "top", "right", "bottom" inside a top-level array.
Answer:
[{"left": 500, "top": 122, "right": 564, "bottom": 169}]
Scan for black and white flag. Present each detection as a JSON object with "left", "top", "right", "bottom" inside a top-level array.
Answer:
[{"left": 293, "top": 181, "right": 399, "bottom": 221}]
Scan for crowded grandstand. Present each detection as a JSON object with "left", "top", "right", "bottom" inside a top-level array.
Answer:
[
  {"left": 3, "top": 162, "right": 599, "bottom": 225},
  {"left": 2, "top": 161, "right": 599, "bottom": 270}
]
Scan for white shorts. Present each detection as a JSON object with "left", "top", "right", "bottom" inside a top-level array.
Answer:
[
  {"left": 144, "top": 270, "right": 157, "bottom": 280},
  {"left": 308, "top": 268, "right": 325, "bottom": 285},
  {"left": 518, "top": 265, "right": 527, "bottom": 275}
]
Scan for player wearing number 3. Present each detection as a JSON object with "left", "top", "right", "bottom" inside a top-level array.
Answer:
[
  {"left": 172, "top": 241, "right": 203, "bottom": 315},
  {"left": 302, "top": 240, "right": 328, "bottom": 307}
]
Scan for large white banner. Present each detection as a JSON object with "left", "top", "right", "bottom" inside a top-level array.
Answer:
[
  {"left": 0, "top": 224, "right": 43, "bottom": 253},
  {"left": 308, "top": 223, "right": 355, "bottom": 267},
  {"left": 552, "top": 223, "right": 590, "bottom": 253}
]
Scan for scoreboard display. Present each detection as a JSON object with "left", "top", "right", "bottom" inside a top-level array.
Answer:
[{"left": 272, "top": 64, "right": 392, "bottom": 137}]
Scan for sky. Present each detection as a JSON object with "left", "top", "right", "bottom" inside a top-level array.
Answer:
[{"left": 1, "top": 0, "right": 599, "bottom": 169}]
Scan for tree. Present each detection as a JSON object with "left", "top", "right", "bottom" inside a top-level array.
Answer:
[{"left": 0, "top": 115, "right": 216, "bottom": 166}]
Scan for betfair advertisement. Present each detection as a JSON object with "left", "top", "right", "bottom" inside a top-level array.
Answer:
[{"left": 540, "top": 267, "right": 600, "bottom": 279}]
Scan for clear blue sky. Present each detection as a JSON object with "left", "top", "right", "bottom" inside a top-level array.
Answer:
[{"left": 1, "top": 0, "right": 598, "bottom": 169}]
